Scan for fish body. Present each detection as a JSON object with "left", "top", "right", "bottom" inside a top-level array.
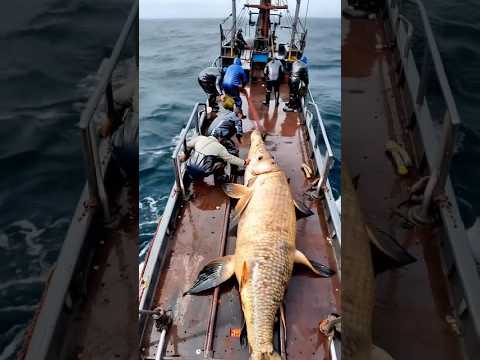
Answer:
[
  {"left": 185, "top": 130, "right": 334, "bottom": 360},
  {"left": 234, "top": 131, "right": 296, "bottom": 358}
]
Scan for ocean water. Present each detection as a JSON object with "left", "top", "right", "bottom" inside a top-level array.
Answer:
[
  {"left": 424, "top": 2, "right": 480, "bottom": 230},
  {"left": 139, "top": 18, "right": 341, "bottom": 258},
  {"left": 400, "top": 3, "right": 480, "bottom": 239},
  {"left": 0, "top": 1, "right": 131, "bottom": 358}
]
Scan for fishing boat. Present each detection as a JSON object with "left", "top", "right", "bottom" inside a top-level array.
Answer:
[
  {"left": 342, "top": 0, "right": 480, "bottom": 358},
  {"left": 18, "top": 2, "right": 139, "bottom": 359},
  {"left": 139, "top": 1, "right": 341, "bottom": 359}
]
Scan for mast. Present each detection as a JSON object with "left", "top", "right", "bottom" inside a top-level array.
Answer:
[
  {"left": 245, "top": 0, "right": 288, "bottom": 40},
  {"left": 259, "top": 0, "right": 271, "bottom": 39},
  {"left": 290, "top": 0, "right": 301, "bottom": 51},
  {"left": 232, "top": 0, "right": 237, "bottom": 48}
]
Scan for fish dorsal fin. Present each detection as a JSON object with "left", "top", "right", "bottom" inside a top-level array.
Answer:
[
  {"left": 222, "top": 183, "right": 251, "bottom": 199},
  {"left": 294, "top": 199, "right": 314, "bottom": 219}
]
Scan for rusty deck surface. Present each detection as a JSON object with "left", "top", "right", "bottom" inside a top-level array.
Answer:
[
  {"left": 141, "top": 83, "right": 340, "bottom": 359},
  {"left": 342, "top": 16, "right": 463, "bottom": 359},
  {"left": 56, "top": 177, "right": 139, "bottom": 360}
]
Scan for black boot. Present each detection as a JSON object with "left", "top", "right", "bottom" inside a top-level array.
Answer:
[{"left": 263, "top": 92, "right": 270, "bottom": 106}]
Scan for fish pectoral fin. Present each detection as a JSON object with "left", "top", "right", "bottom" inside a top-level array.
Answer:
[
  {"left": 222, "top": 183, "right": 252, "bottom": 199},
  {"left": 231, "top": 189, "right": 254, "bottom": 223},
  {"left": 294, "top": 199, "right": 314, "bottom": 219},
  {"left": 183, "top": 255, "right": 235, "bottom": 295},
  {"left": 294, "top": 249, "right": 335, "bottom": 278}
]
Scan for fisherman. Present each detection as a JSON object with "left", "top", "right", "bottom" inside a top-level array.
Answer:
[
  {"left": 284, "top": 55, "right": 309, "bottom": 112},
  {"left": 197, "top": 66, "right": 223, "bottom": 112},
  {"left": 234, "top": 28, "right": 248, "bottom": 55},
  {"left": 207, "top": 96, "right": 243, "bottom": 157},
  {"left": 179, "top": 134, "right": 249, "bottom": 188},
  {"left": 263, "top": 57, "right": 284, "bottom": 106},
  {"left": 222, "top": 57, "right": 248, "bottom": 118}
]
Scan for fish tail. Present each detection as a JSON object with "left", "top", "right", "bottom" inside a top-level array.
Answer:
[{"left": 250, "top": 351, "right": 282, "bottom": 360}]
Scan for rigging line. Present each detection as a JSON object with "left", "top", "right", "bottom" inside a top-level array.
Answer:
[{"left": 304, "top": 0, "right": 310, "bottom": 29}]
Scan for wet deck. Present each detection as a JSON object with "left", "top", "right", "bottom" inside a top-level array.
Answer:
[
  {"left": 141, "top": 83, "right": 340, "bottom": 359},
  {"left": 59, "top": 174, "right": 139, "bottom": 360},
  {"left": 342, "top": 16, "right": 463, "bottom": 359}
]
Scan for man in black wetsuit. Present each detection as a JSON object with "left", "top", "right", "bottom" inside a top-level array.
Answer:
[
  {"left": 197, "top": 66, "right": 223, "bottom": 112},
  {"left": 234, "top": 28, "right": 248, "bottom": 56},
  {"left": 284, "top": 55, "right": 309, "bottom": 112},
  {"left": 206, "top": 96, "right": 243, "bottom": 157}
]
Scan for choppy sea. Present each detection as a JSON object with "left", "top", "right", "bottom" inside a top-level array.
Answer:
[{"left": 0, "top": 1, "right": 131, "bottom": 358}]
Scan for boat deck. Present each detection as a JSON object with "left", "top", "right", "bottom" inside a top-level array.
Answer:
[
  {"left": 342, "top": 16, "right": 464, "bottom": 359},
  {"left": 141, "top": 83, "right": 340, "bottom": 359}
]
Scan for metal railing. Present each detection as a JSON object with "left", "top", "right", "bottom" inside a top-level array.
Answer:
[
  {"left": 22, "top": 3, "right": 138, "bottom": 359},
  {"left": 387, "top": 0, "right": 480, "bottom": 352},
  {"left": 303, "top": 89, "right": 341, "bottom": 245},
  {"left": 139, "top": 103, "right": 206, "bottom": 340},
  {"left": 171, "top": 103, "right": 207, "bottom": 197},
  {"left": 389, "top": 0, "right": 460, "bottom": 218},
  {"left": 78, "top": 0, "right": 139, "bottom": 219},
  {"left": 304, "top": 89, "right": 335, "bottom": 193}
]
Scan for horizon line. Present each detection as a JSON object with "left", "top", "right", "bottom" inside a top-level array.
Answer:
[{"left": 140, "top": 16, "right": 340, "bottom": 20}]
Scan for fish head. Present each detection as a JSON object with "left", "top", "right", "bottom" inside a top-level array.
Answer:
[{"left": 247, "top": 130, "right": 281, "bottom": 176}]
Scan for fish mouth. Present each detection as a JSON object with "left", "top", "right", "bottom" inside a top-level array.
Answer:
[{"left": 250, "top": 168, "right": 281, "bottom": 176}]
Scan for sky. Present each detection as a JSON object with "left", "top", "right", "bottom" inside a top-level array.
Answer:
[{"left": 140, "top": 0, "right": 340, "bottom": 19}]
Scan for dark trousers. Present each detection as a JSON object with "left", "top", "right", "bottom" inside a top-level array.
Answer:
[
  {"left": 198, "top": 79, "right": 220, "bottom": 110},
  {"left": 266, "top": 79, "right": 280, "bottom": 103},
  {"left": 288, "top": 78, "right": 302, "bottom": 110},
  {"left": 184, "top": 161, "right": 226, "bottom": 188}
]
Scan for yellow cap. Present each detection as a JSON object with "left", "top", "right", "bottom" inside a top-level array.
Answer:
[
  {"left": 223, "top": 96, "right": 235, "bottom": 111},
  {"left": 397, "top": 165, "right": 408, "bottom": 176}
]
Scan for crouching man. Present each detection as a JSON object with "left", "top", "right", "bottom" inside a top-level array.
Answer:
[{"left": 179, "top": 134, "right": 249, "bottom": 190}]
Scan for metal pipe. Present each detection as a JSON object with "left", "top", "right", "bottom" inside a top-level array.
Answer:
[
  {"left": 416, "top": 49, "right": 430, "bottom": 106},
  {"left": 204, "top": 199, "right": 231, "bottom": 357},
  {"left": 88, "top": 122, "right": 111, "bottom": 220},
  {"left": 155, "top": 329, "right": 166, "bottom": 360},
  {"left": 80, "top": 128, "right": 99, "bottom": 203},
  {"left": 106, "top": 79, "right": 116, "bottom": 125},
  {"left": 435, "top": 111, "right": 458, "bottom": 194},
  {"left": 289, "top": 0, "right": 301, "bottom": 53},
  {"left": 135, "top": 11, "right": 139, "bottom": 68},
  {"left": 232, "top": 0, "right": 236, "bottom": 49}
]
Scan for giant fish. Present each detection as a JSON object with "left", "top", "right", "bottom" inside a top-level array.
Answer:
[{"left": 185, "top": 130, "right": 335, "bottom": 360}]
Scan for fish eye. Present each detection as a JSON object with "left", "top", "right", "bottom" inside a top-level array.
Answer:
[{"left": 258, "top": 156, "right": 263, "bottom": 160}]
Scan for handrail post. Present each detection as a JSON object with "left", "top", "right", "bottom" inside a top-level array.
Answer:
[
  {"left": 135, "top": 10, "right": 139, "bottom": 68},
  {"left": 416, "top": 49, "right": 430, "bottom": 105},
  {"left": 106, "top": 78, "right": 117, "bottom": 126},
  {"left": 88, "top": 122, "right": 111, "bottom": 220},
  {"left": 435, "top": 112, "right": 458, "bottom": 194},
  {"left": 80, "top": 127, "right": 99, "bottom": 205}
]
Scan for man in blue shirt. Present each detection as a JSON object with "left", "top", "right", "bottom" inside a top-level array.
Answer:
[{"left": 222, "top": 58, "right": 248, "bottom": 119}]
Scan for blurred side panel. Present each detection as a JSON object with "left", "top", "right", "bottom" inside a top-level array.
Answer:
[
  {"left": 342, "top": 0, "right": 480, "bottom": 359},
  {"left": 0, "top": 1, "right": 139, "bottom": 359}
]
